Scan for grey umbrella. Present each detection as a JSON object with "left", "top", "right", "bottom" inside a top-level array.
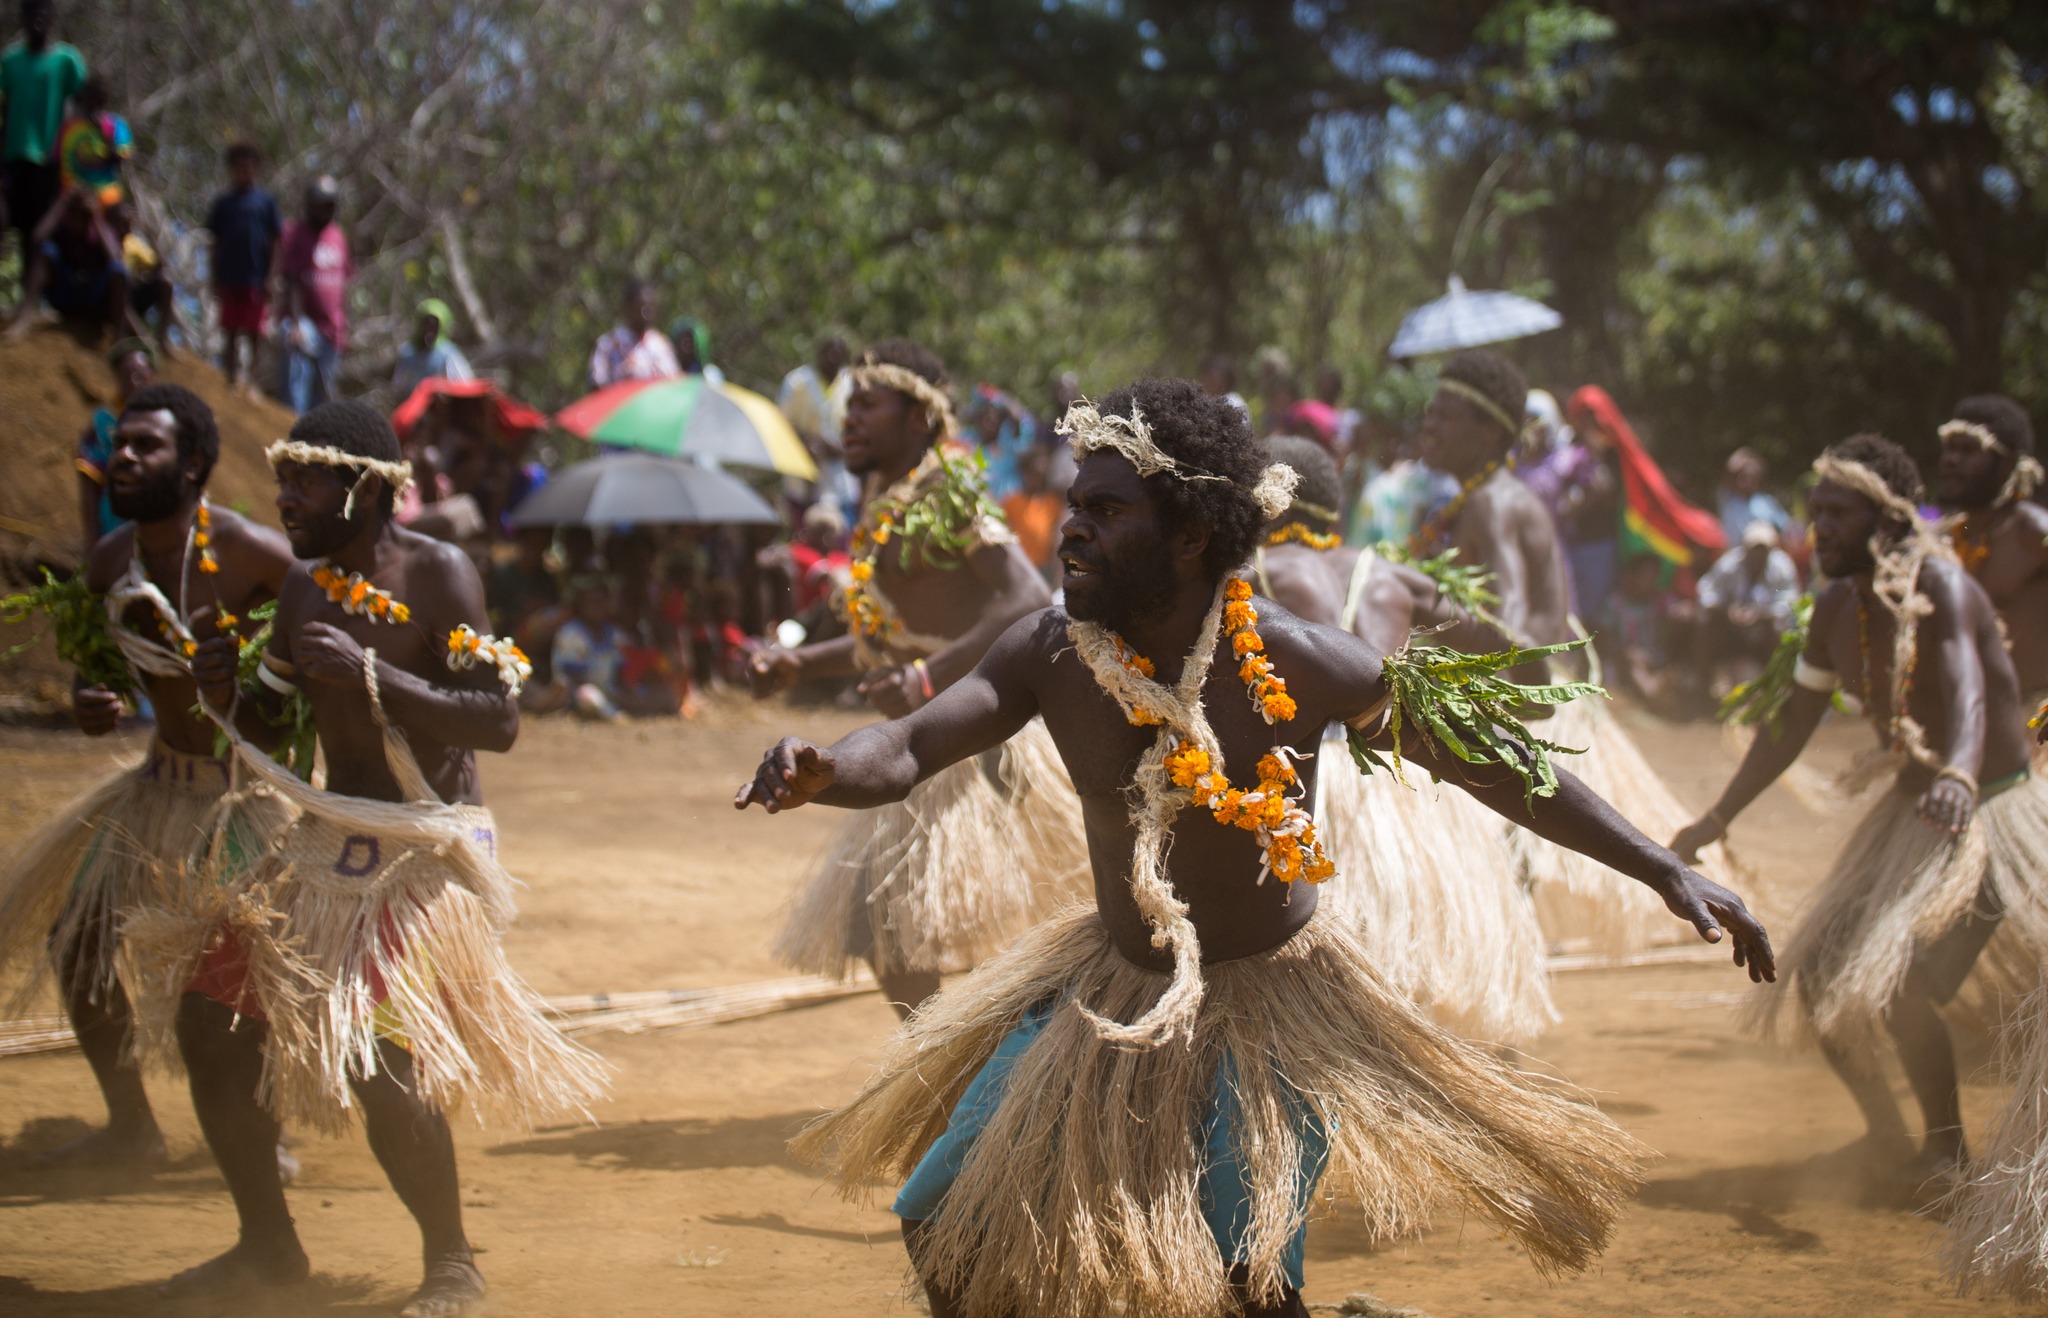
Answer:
[
  {"left": 1388, "top": 276, "right": 1563, "bottom": 359},
  {"left": 507, "top": 453, "right": 779, "bottom": 527}
]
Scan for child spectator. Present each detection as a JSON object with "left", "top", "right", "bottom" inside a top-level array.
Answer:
[
  {"left": 56, "top": 74, "right": 128, "bottom": 205},
  {"left": 1, "top": 0, "right": 85, "bottom": 268},
  {"left": 277, "top": 173, "right": 352, "bottom": 412},
  {"left": 106, "top": 199, "right": 174, "bottom": 351},
  {"left": 204, "top": 140, "right": 281, "bottom": 390},
  {"left": 6, "top": 185, "right": 136, "bottom": 339},
  {"left": 75, "top": 336, "right": 154, "bottom": 550}
]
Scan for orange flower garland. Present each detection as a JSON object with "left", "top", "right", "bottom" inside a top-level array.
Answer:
[
  {"left": 193, "top": 501, "right": 220, "bottom": 574},
  {"left": 1265, "top": 522, "right": 1342, "bottom": 551},
  {"left": 842, "top": 514, "right": 902, "bottom": 643},
  {"left": 311, "top": 562, "right": 412, "bottom": 624},
  {"left": 1114, "top": 579, "right": 1333, "bottom": 885},
  {"left": 447, "top": 624, "right": 533, "bottom": 696}
]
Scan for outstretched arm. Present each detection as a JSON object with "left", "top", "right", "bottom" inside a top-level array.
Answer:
[{"left": 736, "top": 610, "right": 1047, "bottom": 813}]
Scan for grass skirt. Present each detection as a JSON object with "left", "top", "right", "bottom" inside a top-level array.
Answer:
[
  {"left": 1745, "top": 771, "right": 2048, "bottom": 1049},
  {"left": 1314, "top": 728, "right": 1556, "bottom": 1044},
  {"left": 1945, "top": 974, "right": 2048, "bottom": 1297},
  {"left": 0, "top": 741, "right": 286, "bottom": 1027},
  {"left": 793, "top": 907, "right": 1645, "bottom": 1318},
  {"left": 774, "top": 717, "right": 1090, "bottom": 977},
  {"left": 1513, "top": 700, "right": 1750, "bottom": 955},
  {"left": 124, "top": 802, "right": 610, "bottom": 1134}
]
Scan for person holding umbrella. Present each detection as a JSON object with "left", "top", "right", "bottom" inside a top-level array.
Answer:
[{"left": 748, "top": 338, "right": 1086, "bottom": 1018}]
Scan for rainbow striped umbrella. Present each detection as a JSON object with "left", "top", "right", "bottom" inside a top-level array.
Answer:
[{"left": 554, "top": 376, "right": 818, "bottom": 480}]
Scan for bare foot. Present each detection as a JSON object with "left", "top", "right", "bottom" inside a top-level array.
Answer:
[
  {"left": 27, "top": 1124, "right": 168, "bottom": 1170},
  {"left": 399, "top": 1254, "right": 486, "bottom": 1317},
  {"left": 1904, "top": 1144, "right": 1972, "bottom": 1213},
  {"left": 159, "top": 1240, "right": 311, "bottom": 1297}
]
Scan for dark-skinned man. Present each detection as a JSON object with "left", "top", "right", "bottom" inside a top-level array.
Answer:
[
  {"left": 1416, "top": 349, "right": 1752, "bottom": 956},
  {"left": 748, "top": 339, "right": 1084, "bottom": 1018},
  {"left": 0, "top": 384, "right": 293, "bottom": 1172},
  {"left": 1674, "top": 435, "right": 2048, "bottom": 1204},
  {"left": 1251, "top": 436, "right": 1554, "bottom": 1044},
  {"left": 741, "top": 379, "right": 1772, "bottom": 1318},
  {"left": 166, "top": 401, "right": 605, "bottom": 1317},
  {"left": 1934, "top": 394, "right": 2048, "bottom": 722}
]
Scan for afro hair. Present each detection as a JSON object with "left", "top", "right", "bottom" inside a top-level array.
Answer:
[
  {"left": 859, "top": 336, "right": 950, "bottom": 391},
  {"left": 1953, "top": 394, "right": 2035, "bottom": 456},
  {"left": 1438, "top": 349, "right": 1528, "bottom": 443},
  {"left": 1264, "top": 435, "right": 1341, "bottom": 529},
  {"left": 123, "top": 383, "right": 220, "bottom": 487},
  {"left": 1095, "top": 377, "right": 1266, "bottom": 580},
  {"left": 288, "top": 400, "right": 405, "bottom": 515},
  {"left": 1827, "top": 433, "right": 1925, "bottom": 506}
]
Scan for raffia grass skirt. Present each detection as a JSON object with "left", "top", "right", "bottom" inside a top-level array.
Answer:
[
  {"left": 1512, "top": 700, "right": 1752, "bottom": 955},
  {"left": 1744, "top": 770, "right": 2048, "bottom": 1050},
  {"left": 774, "top": 716, "right": 1090, "bottom": 978},
  {"left": 0, "top": 742, "right": 285, "bottom": 1024},
  {"left": 1945, "top": 973, "right": 2048, "bottom": 1298},
  {"left": 1315, "top": 730, "right": 1556, "bottom": 1044},
  {"left": 793, "top": 906, "right": 1646, "bottom": 1318},
  {"left": 124, "top": 805, "right": 609, "bottom": 1134}
]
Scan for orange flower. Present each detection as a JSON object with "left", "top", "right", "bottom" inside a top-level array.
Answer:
[
  {"left": 1262, "top": 692, "right": 1298, "bottom": 722},
  {"left": 198, "top": 556, "right": 220, "bottom": 574},
  {"left": 390, "top": 603, "right": 412, "bottom": 624},
  {"left": 1255, "top": 753, "right": 1293, "bottom": 785},
  {"left": 850, "top": 560, "right": 874, "bottom": 583},
  {"left": 1223, "top": 601, "right": 1256, "bottom": 632},
  {"left": 1232, "top": 629, "right": 1263, "bottom": 657},
  {"left": 1225, "top": 578, "right": 1252, "bottom": 603}
]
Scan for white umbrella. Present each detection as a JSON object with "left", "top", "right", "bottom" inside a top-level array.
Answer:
[{"left": 1388, "top": 276, "right": 1563, "bottom": 359}]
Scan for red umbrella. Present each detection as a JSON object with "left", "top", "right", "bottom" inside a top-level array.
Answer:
[{"left": 391, "top": 377, "right": 550, "bottom": 442}]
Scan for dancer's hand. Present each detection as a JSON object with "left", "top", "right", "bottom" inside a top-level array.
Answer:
[
  {"left": 1669, "top": 815, "right": 1723, "bottom": 866},
  {"left": 191, "top": 634, "right": 241, "bottom": 712},
  {"left": 1653, "top": 866, "right": 1775, "bottom": 983},
  {"left": 735, "top": 737, "right": 835, "bottom": 813},
  {"left": 748, "top": 647, "right": 802, "bottom": 698},
  {"left": 72, "top": 683, "right": 123, "bottom": 736},
  {"left": 857, "top": 663, "right": 922, "bottom": 718},
  {"left": 1916, "top": 778, "right": 1975, "bottom": 835},
  {"left": 296, "top": 621, "right": 368, "bottom": 685}
]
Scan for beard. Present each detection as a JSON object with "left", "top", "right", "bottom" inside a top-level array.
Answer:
[
  {"left": 107, "top": 471, "right": 189, "bottom": 524},
  {"left": 1065, "top": 537, "right": 1180, "bottom": 632}
]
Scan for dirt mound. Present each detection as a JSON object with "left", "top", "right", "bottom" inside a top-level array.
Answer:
[{"left": 0, "top": 326, "right": 296, "bottom": 716}]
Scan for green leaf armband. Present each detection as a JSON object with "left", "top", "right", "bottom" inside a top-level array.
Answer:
[
  {"left": 1718, "top": 593, "right": 1813, "bottom": 735},
  {"left": 207, "top": 599, "right": 318, "bottom": 780},
  {"left": 1, "top": 568, "right": 135, "bottom": 702},
  {"left": 1375, "top": 541, "right": 1506, "bottom": 630},
  {"left": 1347, "top": 638, "right": 1603, "bottom": 806}
]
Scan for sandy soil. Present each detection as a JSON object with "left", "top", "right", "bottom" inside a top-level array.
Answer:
[{"left": 0, "top": 700, "right": 2032, "bottom": 1316}]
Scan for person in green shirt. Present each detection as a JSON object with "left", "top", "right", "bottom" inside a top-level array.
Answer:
[{"left": 1, "top": 0, "right": 86, "bottom": 262}]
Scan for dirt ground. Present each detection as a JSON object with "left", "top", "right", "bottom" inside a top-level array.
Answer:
[{"left": 0, "top": 700, "right": 2033, "bottom": 1316}]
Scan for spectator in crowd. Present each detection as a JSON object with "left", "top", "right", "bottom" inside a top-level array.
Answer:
[
  {"left": 6, "top": 184, "right": 137, "bottom": 339},
  {"left": 105, "top": 199, "right": 175, "bottom": 351},
  {"left": 1694, "top": 520, "right": 1801, "bottom": 696},
  {"left": 1716, "top": 446, "right": 1791, "bottom": 547},
  {"left": 276, "top": 173, "right": 352, "bottom": 412},
  {"left": 55, "top": 74, "right": 127, "bottom": 205},
  {"left": 965, "top": 383, "right": 1036, "bottom": 499},
  {"left": 204, "top": 140, "right": 281, "bottom": 390},
  {"left": 1, "top": 0, "right": 84, "bottom": 270},
  {"left": 668, "top": 315, "right": 725, "bottom": 385},
  {"left": 391, "top": 297, "right": 473, "bottom": 396},
  {"left": 551, "top": 578, "right": 631, "bottom": 721},
  {"left": 1199, "top": 352, "right": 1250, "bottom": 420},
  {"left": 1312, "top": 363, "right": 1359, "bottom": 456},
  {"left": 73, "top": 335, "right": 153, "bottom": 550},
  {"left": 1553, "top": 389, "right": 1625, "bottom": 619},
  {"left": 589, "top": 277, "right": 679, "bottom": 388},
  {"left": 760, "top": 501, "right": 850, "bottom": 623},
  {"left": 1598, "top": 553, "right": 1680, "bottom": 710},
  {"left": 1001, "top": 442, "right": 1064, "bottom": 580},
  {"left": 778, "top": 335, "right": 854, "bottom": 518},
  {"left": 1354, "top": 425, "right": 1450, "bottom": 548}
]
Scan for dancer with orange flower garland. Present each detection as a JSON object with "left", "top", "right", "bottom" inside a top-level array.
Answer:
[{"left": 740, "top": 377, "right": 1771, "bottom": 1318}]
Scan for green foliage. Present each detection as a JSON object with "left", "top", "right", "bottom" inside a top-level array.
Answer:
[
  {"left": 1376, "top": 542, "right": 1504, "bottom": 626},
  {"left": 1349, "top": 638, "right": 1602, "bottom": 807},
  {"left": 874, "top": 451, "right": 1008, "bottom": 572},
  {"left": 208, "top": 600, "right": 317, "bottom": 781},
  {"left": 1, "top": 570, "right": 134, "bottom": 703},
  {"left": 1718, "top": 594, "right": 1829, "bottom": 739}
]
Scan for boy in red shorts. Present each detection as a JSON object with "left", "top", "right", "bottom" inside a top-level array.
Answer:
[{"left": 204, "top": 140, "right": 280, "bottom": 390}]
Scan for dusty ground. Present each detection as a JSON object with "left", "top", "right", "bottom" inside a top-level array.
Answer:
[{"left": 0, "top": 700, "right": 2032, "bottom": 1316}]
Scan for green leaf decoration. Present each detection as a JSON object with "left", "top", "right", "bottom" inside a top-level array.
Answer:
[
  {"left": 1, "top": 569, "right": 135, "bottom": 704},
  {"left": 1349, "top": 638, "right": 1602, "bottom": 808},
  {"left": 1377, "top": 541, "right": 1507, "bottom": 630},
  {"left": 207, "top": 598, "right": 317, "bottom": 781},
  {"left": 873, "top": 449, "right": 1008, "bottom": 572},
  {"left": 1717, "top": 593, "right": 1812, "bottom": 736}
]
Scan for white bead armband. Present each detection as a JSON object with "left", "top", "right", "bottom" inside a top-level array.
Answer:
[
  {"left": 257, "top": 656, "right": 299, "bottom": 696},
  {"left": 1792, "top": 657, "right": 1839, "bottom": 693}
]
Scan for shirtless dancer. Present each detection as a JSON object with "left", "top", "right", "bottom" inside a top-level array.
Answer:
[
  {"left": 1417, "top": 349, "right": 1747, "bottom": 951},
  {"left": 1253, "top": 436, "right": 1553, "bottom": 1041},
  {"left": 742, "top": 379, "right": 1772, "bottom": 1317},
  {"left": 0, "top": 384, "right": 292, "bottom": 1168},
  {"left": 1934, "top": 394, "right": 2048, "bottom": 704},
  {"left": 750, "top": 339, "right": 1077, "bottom": 1016},
  {"left": 1674, "top": 435, "right": 2048, "bottom": 1199},
  {"left": 172, "top": 402, "right": 604, "bottom": 1315}
]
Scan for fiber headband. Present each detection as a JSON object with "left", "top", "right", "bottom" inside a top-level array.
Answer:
[
  {"left": 266, "top": 439, "right": 416, "bottom": 519},
  {"left": 1436, "top": 377, "right": 1522, "bottom": 439},
  {"left": 1058, "top": 398, "right": 1299, "bottom": 520},
  {"left": 848, "top": 361, "right": 956, "bottom": 438},
  {"left": 1939, "top": 418, "right": 2044, "bottom": 504}
]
